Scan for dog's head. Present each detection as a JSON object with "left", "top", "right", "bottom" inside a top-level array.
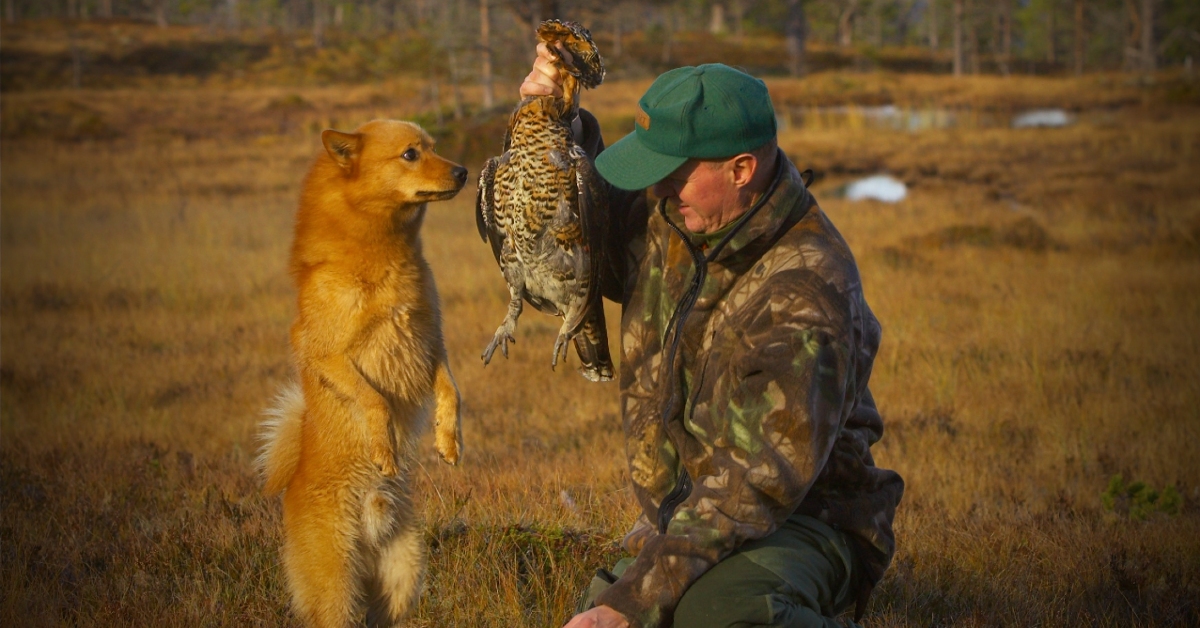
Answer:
[{"left": 321, "top": 120, "right": 468, "bottom": 209}]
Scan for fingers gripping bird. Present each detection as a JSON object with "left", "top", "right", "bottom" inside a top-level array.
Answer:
[{"left": 475, "top": 20, "right": 613, "bottom": 382}]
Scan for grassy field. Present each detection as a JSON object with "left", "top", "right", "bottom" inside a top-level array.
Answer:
[{"left": 3, "top": 33, "right": 1200, "bottom": 626}]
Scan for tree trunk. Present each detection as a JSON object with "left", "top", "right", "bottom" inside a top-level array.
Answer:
[
  {"left": 994, "top": 0, "right": 1011, "bottom": 76},
  {"left": 481, "top": 0, "right": 494, "bottom": 110},
  {"left": 872, "top": 1, "right": 883, "bottom": 48},
  {"left": 1002, "top": 0, "right": 1012, "bottom": 73},
  {"left": 786, "top": 0, "right": 807, "bottom": 77},
  {"left": 1140, "top": 0, "right": 1154, "bottom": 72},
  {"left": 966, "top": 0, "right": 978, "bottom": 74},
  {"left": 1073, "top": 0, "right": 1084, "bottom": 75},
  {"left": 612, "top": 12, "right": 622, "bottom": 57},
  {"left": 1046, "top": 2, "right": 1056, "bottom": 65},
  {"left": 98, "top": 0, "right": 112, "bottom": 19},
  {"left": 731, "top": 0, "right": 746, "bottom": 41},
  {"left": 709, "top": 3, "right": 726, "bottom": 35},
  {"left": 661, "top": 8, "right": 674, "bottom": 65},
  {"left": 313, "top": 0, "right": 327, "bottom": 48},
  {"left": 838, "top": 0, "right": 858, "bottom": 48},
  {"left": 228, "top": 0, "right": 239, "bottom": 29},
  {"left": 952, "top": 0, "right": 963, "bottom": 76},
  {"left": 929, "top": 0, "right": 938, "bottom": 50},
  {"left": 449, "top": 50, "right": 464, "bottom": 121},
  {"left": 155, "top": 0, "right": 169, "bottom": 28},
  {"left": 5, "top": 0, "right": 15, "bottom": 23}
]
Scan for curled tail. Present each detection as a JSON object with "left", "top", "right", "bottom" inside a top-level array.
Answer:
[{"left": 257, "top": 381, "right": 305, "bottom": 496}]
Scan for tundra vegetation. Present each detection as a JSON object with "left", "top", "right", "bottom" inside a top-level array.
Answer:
[{"left": 2, "top": 7, "right": 1199, "bottom": 627}]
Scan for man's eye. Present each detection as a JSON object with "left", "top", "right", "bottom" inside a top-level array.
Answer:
[{"left": 402, "top": 149, "right": 419, "bottom": 161}]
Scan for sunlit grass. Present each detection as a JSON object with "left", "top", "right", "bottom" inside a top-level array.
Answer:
[{"left": 2, "top": 69, "right": 1199, "bottom": 625}]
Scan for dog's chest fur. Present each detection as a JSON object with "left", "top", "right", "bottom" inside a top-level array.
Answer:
[
  {"left": 347, "top": 253, "right": 440, "bottom": 407},
  {"left": 293, "top": 225, "right": 441, "bottom": 413}
]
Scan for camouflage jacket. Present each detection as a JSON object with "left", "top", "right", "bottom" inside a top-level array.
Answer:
[{"left": 577, "top": 112, "right": 904, "bottom": 628}]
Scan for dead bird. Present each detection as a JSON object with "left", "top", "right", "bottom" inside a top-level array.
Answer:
[{"left": 475, "top": 19, "right": 612, "bottom": 382}]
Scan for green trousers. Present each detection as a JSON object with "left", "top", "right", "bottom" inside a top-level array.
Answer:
[{"left": 578, "top": 515, "right": 861, "bottom": 628}]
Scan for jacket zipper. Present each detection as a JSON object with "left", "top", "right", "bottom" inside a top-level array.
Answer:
[{"left": 652, "top": 154, "right": 788, "bottom": 533}]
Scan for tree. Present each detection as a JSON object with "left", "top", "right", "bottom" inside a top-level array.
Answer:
[
  {"left": 481, "top": 0, "right": 494, "bottom": 109},
  {"left": 154, "top": 0, "right": 169, "bottom": 27},
  {"left": 1140, "top": 0, "right": 1154, "bottom": 71},
  {"left": 710, "top": 2, "right": 727, "bottom": 34},
  {"left": 1073, "top": 0, "right": 1085, "bottom": 74},
  {"left": 786, "top": 0, "right": 808, "bottom": 76},
  {"left": 838, "top": 0, "right": 858, "bottom": 47},
  {"left": 966, "top": 0, "right": 979, "bottom": 73},
  {"left": 928, "top": 0, "right": 939, "bottom": 50},
  {"left": 952, "top": 0, "right": 963, "bottom": 75},
  {"left": 1046, "top": 0, "right": 1057, "bottom": 65},
  {"left": 995, "top": 0, "right": 1013, "bottom": 75}
]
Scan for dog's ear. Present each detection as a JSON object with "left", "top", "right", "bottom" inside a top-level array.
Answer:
[{"left": 321, "top": 130, "right": 362, "bottom": 173}]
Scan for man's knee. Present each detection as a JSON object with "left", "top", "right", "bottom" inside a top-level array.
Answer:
[{"left": 673, "top": 555, "right": 783, "bottom": 627}]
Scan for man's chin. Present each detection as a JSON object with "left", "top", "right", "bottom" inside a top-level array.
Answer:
[{"left": 682, "top": 216, "right": 708, "bottom": 234}]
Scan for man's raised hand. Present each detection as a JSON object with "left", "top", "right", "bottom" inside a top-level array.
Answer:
[{"left": 520, "top": 42, "right": 574, "bottom": 99}]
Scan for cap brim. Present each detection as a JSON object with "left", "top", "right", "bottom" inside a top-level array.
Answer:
[{"left": 595, "top": 132, "right": 688, "bottom": 191}]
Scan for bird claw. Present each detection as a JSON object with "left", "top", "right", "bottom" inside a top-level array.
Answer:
[
  {"left": 551, "top": 334, "right": 571, "bottom": 371},
  {"left": 482, "top": 329, "right": 516, "bottom": 365}
]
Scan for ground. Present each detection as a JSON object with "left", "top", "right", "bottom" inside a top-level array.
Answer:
[{"left": 2, "top": 28, "right": 1199, "bottom": 626}]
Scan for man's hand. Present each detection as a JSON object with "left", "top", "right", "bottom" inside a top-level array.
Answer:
[
  {"left": 520, "top": 42, "right": 574, "bottom": 99},
  {"left": 562, "top": 605, "right": 629, "bottom": 628}
]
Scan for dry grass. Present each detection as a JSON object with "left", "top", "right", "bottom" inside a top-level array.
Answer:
[{"left": 2, "top": 69, "right": 1199, "bottom": 626}]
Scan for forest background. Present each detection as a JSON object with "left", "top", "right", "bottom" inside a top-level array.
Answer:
[{"left": 2, "top": 0, "right": 1200, "bottom": 626}]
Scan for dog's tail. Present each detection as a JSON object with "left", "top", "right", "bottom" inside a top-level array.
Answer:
[{"left": 257, "top": 381, "right": 305, "bottom": 496}]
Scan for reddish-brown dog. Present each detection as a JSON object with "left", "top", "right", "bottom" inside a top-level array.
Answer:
[{"left": 258, "top": 120, "right": 467, "bottom": 627}]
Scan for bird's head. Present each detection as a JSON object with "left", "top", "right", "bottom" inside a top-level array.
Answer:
[{"left": 537, "top": 19, "right": 605, "bottom": 91}]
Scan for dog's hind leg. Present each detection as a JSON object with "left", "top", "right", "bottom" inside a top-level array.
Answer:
[
  {"left": 282, "top": 480, "right": 362, "bottom": 628},
  {"left": 364, "top": 514, "right": 425, "bottom": 627}
]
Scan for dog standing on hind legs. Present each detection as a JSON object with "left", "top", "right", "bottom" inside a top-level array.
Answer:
[{"left": 257, "top": 119, "right": 467, "bottom": 627}]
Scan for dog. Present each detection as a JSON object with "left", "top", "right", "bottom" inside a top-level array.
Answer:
[{"left": 258, "top": 119, "right": 468, "bottom": 627}]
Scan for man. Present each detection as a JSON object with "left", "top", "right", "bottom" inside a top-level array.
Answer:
[{"left": 521, "top": 45, "right": 904, "bottom": 628}]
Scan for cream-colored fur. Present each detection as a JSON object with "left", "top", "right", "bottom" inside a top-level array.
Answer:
[{"left": 257, "top": 119, "right": 467, "bottom": 627}]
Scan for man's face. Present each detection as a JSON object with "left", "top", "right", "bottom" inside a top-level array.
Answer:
[{"left": 651, "top": 158, "right": 744, "bottom": 234}]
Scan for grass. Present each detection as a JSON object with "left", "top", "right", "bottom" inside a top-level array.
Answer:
[{"left": 2, "top": 55, "right": 1200, "bottom": 626}]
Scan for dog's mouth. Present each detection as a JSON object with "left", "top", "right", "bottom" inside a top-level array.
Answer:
[{"left": 416, "top": 187, "right": 463, "bottom": 201}]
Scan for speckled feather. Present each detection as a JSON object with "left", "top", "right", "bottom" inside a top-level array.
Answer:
[{"left": 476, "top": 20, "right": 613, "bottom": 382}]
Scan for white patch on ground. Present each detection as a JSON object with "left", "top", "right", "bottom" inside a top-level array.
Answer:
[
  {"left": 845, "top": 175, "right": 908, "bottom": 203},
  {"left": 1011, "top": 109, "right": 1072, "bottom": 128}
]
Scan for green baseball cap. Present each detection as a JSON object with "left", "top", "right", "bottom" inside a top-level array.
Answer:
[{"left": 595, "top": 63, "right": 776, "bottom": 191}]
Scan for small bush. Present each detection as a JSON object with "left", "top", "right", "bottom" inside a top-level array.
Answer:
[{"left": 1101, "top": 474, "right": 1184, "bottom": 520}]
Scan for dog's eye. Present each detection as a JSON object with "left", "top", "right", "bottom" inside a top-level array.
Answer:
[{"left": 401, "top": 149, "right": 419, "bottom": 161}]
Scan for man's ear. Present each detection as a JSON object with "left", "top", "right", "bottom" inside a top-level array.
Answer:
[
  {"left": 322, "top": 130, "right": 362, "bottom": 173},
  {"left": 729, "top": 153, "right": 758, "bottom": 188}
]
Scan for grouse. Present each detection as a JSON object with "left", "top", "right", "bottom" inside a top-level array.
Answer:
[{"left": 475, "top": 19, "right": 612, "bottom": 382}]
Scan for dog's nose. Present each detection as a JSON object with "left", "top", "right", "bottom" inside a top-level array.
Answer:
[{"left": 452, "top": 166, "right": 468, "bottom": 185}]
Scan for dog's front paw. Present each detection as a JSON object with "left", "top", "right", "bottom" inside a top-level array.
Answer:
[
  {"left": 372, "top": 443, "right": 399, "bottom": 477},
  {"left": 434, "top": 424, "right": 461, "bottom": 465},
  {"left": 433, "top": 404, "right": 462, "bottom": 466}
]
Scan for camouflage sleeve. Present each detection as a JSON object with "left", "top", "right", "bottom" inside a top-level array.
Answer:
[
  {"left": 578, "top": 108, "right": 648, "bottom": 305},
  {"left": 596, "top": 269, "right": 856, "bottom": 628}
]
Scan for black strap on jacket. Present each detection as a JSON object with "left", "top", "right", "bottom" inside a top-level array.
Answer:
[{"left": 654, "top": 151, "right": 789, "bottom": 533}]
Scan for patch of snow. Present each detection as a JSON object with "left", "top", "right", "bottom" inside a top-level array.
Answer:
[
  {"left": 1011, "top": 109, "right": 1072, "bottom": 128},
  {"left": 845, "top": 175, "right": 908, "bottom": 203}
]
